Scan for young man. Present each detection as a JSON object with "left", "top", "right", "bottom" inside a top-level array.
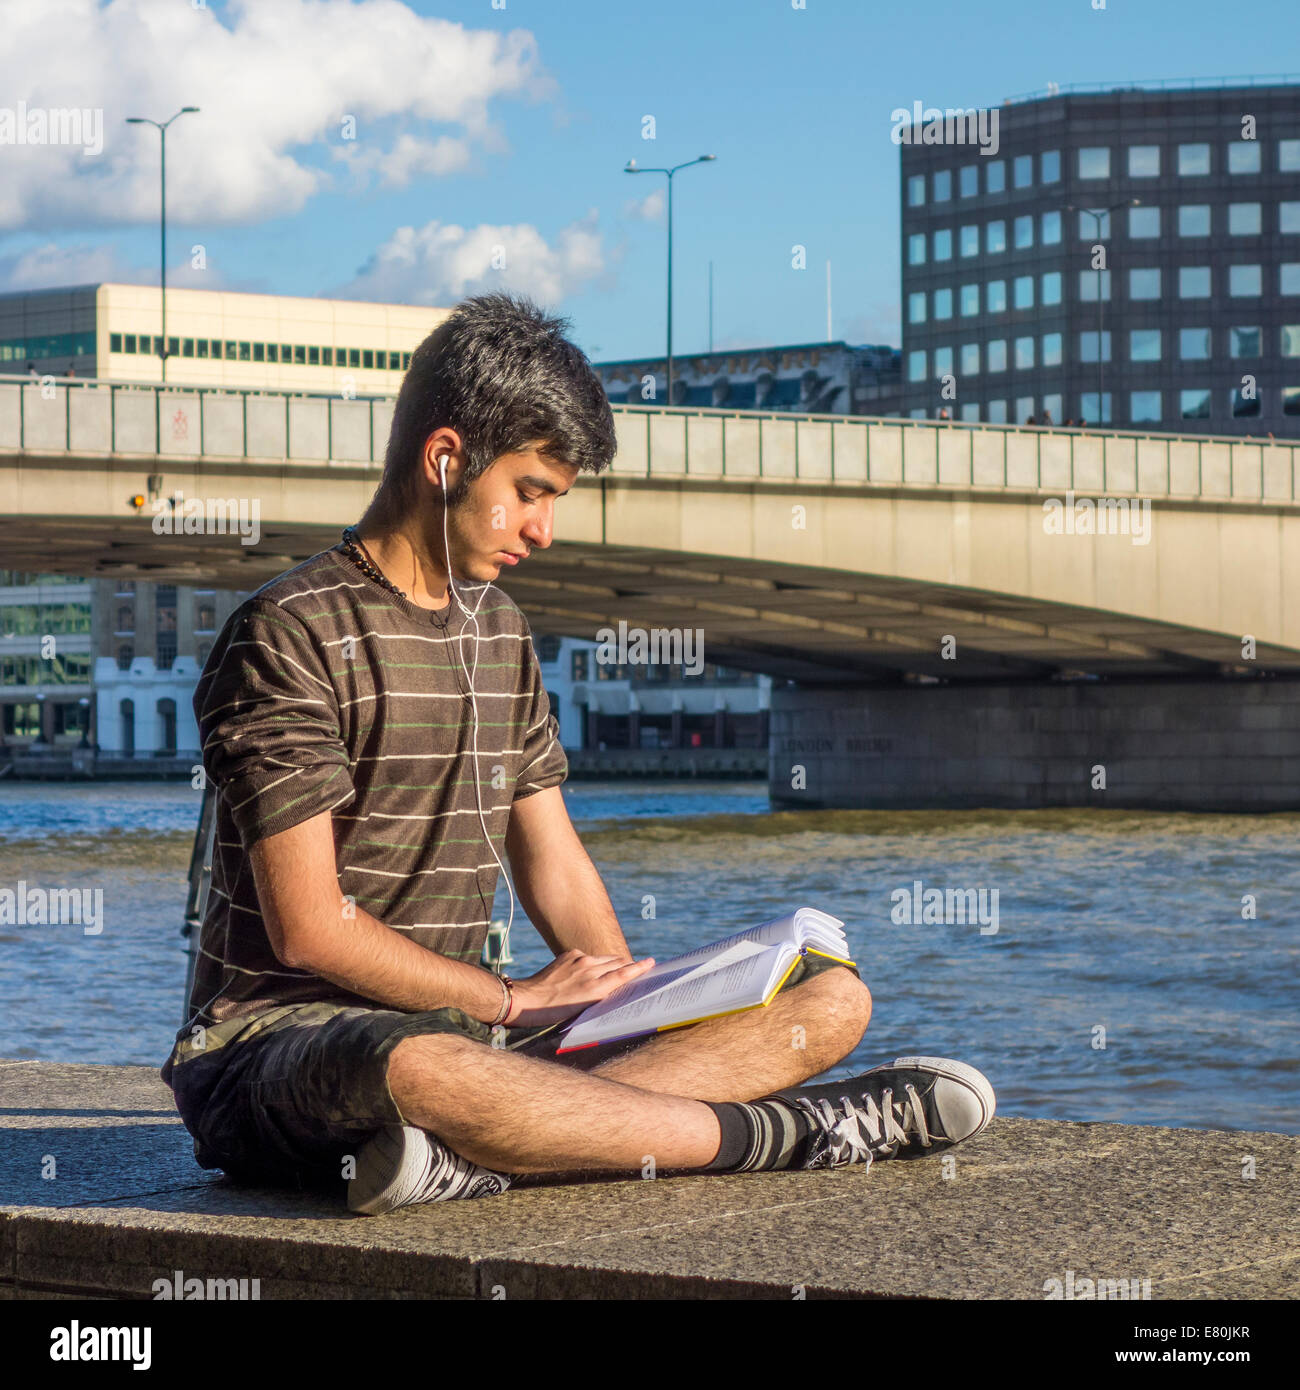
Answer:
[{"left": 161, "top": 292, "right": 995, "bottom": 1217}]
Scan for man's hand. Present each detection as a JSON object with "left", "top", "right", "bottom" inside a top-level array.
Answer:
[{"left": 505, "top": 948, "right": 656, "bottom": 1028}]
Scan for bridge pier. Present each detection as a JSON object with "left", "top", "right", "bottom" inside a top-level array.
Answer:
[{"left": 769, "top": 676, "right": 1300, "bottom": 812}]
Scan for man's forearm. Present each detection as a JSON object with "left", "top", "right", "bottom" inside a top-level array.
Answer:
[
  {"left": 287, "top": 898, "right": 508, "bottom": 1022},
  {"left": 511, "top": 834, "right": 632, "bottom": 959}
]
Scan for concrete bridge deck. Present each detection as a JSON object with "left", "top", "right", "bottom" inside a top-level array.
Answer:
[{"left": 2, "top": 1059, "right": 1295, "bottom": 1300}]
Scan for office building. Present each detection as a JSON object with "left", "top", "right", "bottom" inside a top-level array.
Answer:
[{"left": 899, "top": 81, "right": 1300, "bottom": 434}]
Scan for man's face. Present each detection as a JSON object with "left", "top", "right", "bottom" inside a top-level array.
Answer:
[{"left": 444, "top": 444, "right": 579, "bottom": 582}]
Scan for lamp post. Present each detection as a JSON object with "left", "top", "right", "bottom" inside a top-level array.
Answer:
[
  {"left": 625, "top": 154, "right": 716, "bottom": 407},
  {"left": 1067, "top": 199, "right": 1140, "bottom": 424},
  {"left": 126, "top": 107, "right": 200, "bottom": 383}
]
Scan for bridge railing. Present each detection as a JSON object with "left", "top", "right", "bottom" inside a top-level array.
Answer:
[{"left": 1, "top": 374, "right": 1296, "bottom": 503}]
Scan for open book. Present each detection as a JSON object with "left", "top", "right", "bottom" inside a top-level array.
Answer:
[{"left": 555, "top": 907, "right": 856, "bottom": 1053}]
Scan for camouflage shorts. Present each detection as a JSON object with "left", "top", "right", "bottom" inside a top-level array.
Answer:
[{"left": 162, "top": 950, "right": 859, "bottom": 1192}]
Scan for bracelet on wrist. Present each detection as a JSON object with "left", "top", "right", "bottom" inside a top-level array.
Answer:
[{"left": 488, "top": 972, "right": 514, "bottom": 1026}]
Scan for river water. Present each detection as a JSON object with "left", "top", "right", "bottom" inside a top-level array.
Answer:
[{"left": 0, "top": 780, "right": 1295, "bottom": 1134}]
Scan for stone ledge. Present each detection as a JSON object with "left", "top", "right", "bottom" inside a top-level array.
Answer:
[{"left": 1, "top": 1060, "right": 1297, "bottom": 1300}]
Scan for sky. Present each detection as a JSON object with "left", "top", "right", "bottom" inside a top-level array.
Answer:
[{"left": 2, "top": 0, "right": 1299, "bottom": 361}]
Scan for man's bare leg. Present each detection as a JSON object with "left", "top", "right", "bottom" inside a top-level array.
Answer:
[
  {"left": 385, "top": 967, "right": 872, "bottom": 1176},
  {"left": 590, "top": 965, "right": 871, "bottom": 1100}
]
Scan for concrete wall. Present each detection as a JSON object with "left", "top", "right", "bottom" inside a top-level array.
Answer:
[{"left": 769, "top": 677, "right": 1300, "bottom": 811}]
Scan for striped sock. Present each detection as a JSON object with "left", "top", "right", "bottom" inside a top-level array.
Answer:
[{"left": 702, "top": 1097, "right": 815, "bottom": 1172}]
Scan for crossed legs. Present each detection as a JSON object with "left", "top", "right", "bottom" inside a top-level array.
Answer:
[{"left": 385, "top": 965, "right": 872, "bottom": 1175}]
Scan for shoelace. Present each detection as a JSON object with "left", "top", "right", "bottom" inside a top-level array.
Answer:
[{"left": 797, "top": 1084, "right": 932, "bottom": 1168}]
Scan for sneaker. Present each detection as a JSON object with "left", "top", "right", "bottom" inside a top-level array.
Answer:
[
  {"left": 347, "top": 1125, "right": 513, "bottom": 1216},
  {"left": 776, "top": 1056, "right": 996, "bottom": 1171}
]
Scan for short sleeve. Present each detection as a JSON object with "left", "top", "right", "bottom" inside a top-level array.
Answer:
[
  {"left": 513, "top": 635, "right": 568, "bottom": 801},
  {"left": 195, "top": 599, "right": 356, "bottom": 848}
]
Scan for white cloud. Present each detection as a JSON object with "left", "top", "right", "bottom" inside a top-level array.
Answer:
[
  {"left": 621, "top": 189, "right": 664, "bottom": 221},
  {"left": 336, "top": 209, "right": 608, "bottom": 305},
  {"left": 0, "top": 240, "right": 236, "bottom": 293},
  {"left": 0, "top": 0, "right": 556, "bottom": 233}
]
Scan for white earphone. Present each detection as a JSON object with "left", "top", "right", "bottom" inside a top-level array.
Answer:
[{"left": 438, "top": 452, "right": 517, "bottom": 985}]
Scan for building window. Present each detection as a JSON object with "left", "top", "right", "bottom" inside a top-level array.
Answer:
[
  {"left": 224, "top": 341, "right": 236, "bottom": 360},
  {"left": 1042, "top": 332, "right": 1063, "bottom": 367},
  {"left": 987, "top": 339, "right": 1007, "bottom": 372},
  {"left": 907, "top": 350, "right": 927, "bottom": 382},
  {"left": 1013, "top": 275, "right": 1034, "bottom": 309},
  {"left": 959, "top": 165, "right": 978, "bottom": 197},
  {"left": 1178, "top": 143, "right": 1211, "bottom": 175},
  {"left": 1079, "top": 331, "right": 1112, "bottom": 363},
  {"left": 123, "top": 334, "right": 136, "bottom": 354},
  {"left": 252, "top": 342, "right": 265, "bottom": 362},
  {"left": 182, "top": 338, "right": 194, "bottom": 357},
  {"left": 982, "top": 399, "right": 1004, "bottom": 423},
  {"left": 1013, "top": 154, "right": 1033, "bottom": 188},
  {"left": 1042, "top": 392, "right": 1062, "bottom": 422},
  {"left": 1041, "top": 149, "right": 1060, "bottom": 183},
  {"left": 537, "top": 634, "right": 561, "bottom": 663},
  {"left": 1283, "top": 387, "right": 1300, "bottom": 416},
  {"left": 933, "top": 228, "right": 953, "bottom": 261},
  {"left": 960, "top": 224, "right": 980, "bottom": 257},
  {"left": 907, "top": 173, "right": 926, "bottom": 207},
  {"left": 908, "top": 292, "right": 927, "bottom": 324},
  {"left": 109, "top": 332, "right": 122, "bottom": 352},
  {"left": 308, "top": 346, "right": 321, "bottom": 365},
  {"left": 116, "top": 605, "right": 134, "bottom": 633},
  {"left": 1078, "top": 208, "right": 1112, "bottom": 238},
  {"left": 1128, "top": 145, "right": 1161, "bottom": 177},
  {"left": 1229, "top": 327, "right": 1261, "bottom": 358},
  {"left": 115, "top": 580, "right": 135, "bottom": 596},
  {"left": 1079, "top": 269, "right": 1112, "bottom": 301},
  {"left": 985, "top": 219, "right": 1006, "bottom": 254},
  {"left": 960, "top": 343, "right": 980, "bottom": 375},
  {"left": 1229, "top": 202, "right": 1262, "bottom": 235},
  {"left": 1130, "top": 328, "right": 1162, "bottom": 362},
  {"left": 1178, "top": 204, "right": 1211, "bottom": 237},
  {"left": 1080, "top": 392, "right": 1112, "bottom": 424},
  {"left": 1179, "top": 266, "right": 1211, "bottom": 298},
  {"left": 1078, "top": 146, "right": 1110, "bottom": 179},
  {"left": 1180, "top": 327, "right": 1211, "bottom": 360},
  {"left": 1281, "top": 326, "right": 1300, "bottom": 358},
  {"left": 1280, "top": 202, "right": 1300, "bottom": 234},
  {"left": 1129, "top": 206, "right": 1160, "bottom": 238},
  {"left": 934, "top": 346, "right": 953, "bottom": 376},
  {"left": 1014, "top": 336, "right": 1034, "bottom": 370},
  {"left": 1129, "top": 268, "right": 1161, "bottom": 300},
  {"left": 1282, "top": 264, "right": 1300, "bottom": 295},
  {"left": 959, "top": 403, "right": 980, "bottom": 422},
  {"left": 1231, "top": 387, "right": 1261, "bottom": 418},
  {"left": 1229, "top": 265, "right": 1261, "bottom": 297},
  {"left": 933, "top": 169, "right": 952, "bottom": 202},
  {"left": 960, "top": 284, "right": 980, "bottom": 316},
  {"left": 1180, "top": 389, "right": 1211, "bottom": 419},
  {"left": 117, "top": 644, "right": 134, "bottom": 671},
  {"left": 196, "top": 604, "right": 216, "bottom": 631},
  {"left": 1041, "top": 271, "right": 1062, "bottom": 305},
  {"left": 571, "top": 649, "right": 589, "bottom": 681},
  {"left": 1227, "top": 142, "right": 1261, "bottom": 174},
  {"left": 1012, "top": 396, "right": 1033, "bottom": 423},
  {"left": 1130, "top": 391, "right": 1162, "bottom": 423},
  {"left": 986, "top": 280, "right": 1007, "bottom": 313},
  {"left": 1013, "top": 214, "right": 1034, "bottom": 249},
  {"left": 402, "top": 352, "right": 412, "bottom": 369},
  {"left": 908, "top": 233, "right": 927, "bottom": 266},
  {"left": 986, "top": 159, "right": 1006, "bottom": 194},
  {"left": 933, "top": 287, "right": 953, "bottom": 319},
  {"left": 1280, "top": 140, "right": 1300, "bottom": 172},
  {"left": 1041, "top": 210, "right": 1061, "bottom": 245}
]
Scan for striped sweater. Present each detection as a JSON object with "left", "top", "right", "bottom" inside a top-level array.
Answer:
[{"left": 185, "top": 542, "right": 567, "bottom": 1027}]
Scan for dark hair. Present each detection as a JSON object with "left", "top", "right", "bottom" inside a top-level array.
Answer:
[{"left": 382, "top": 291, "right": 616, "bottom": 504}]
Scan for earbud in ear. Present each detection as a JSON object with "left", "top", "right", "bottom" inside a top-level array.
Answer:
[{"left": 438, "top": 455, "right": 449, "bottom": 487}]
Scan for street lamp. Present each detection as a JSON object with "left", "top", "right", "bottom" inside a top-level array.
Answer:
[
  {"left": 625, "top": 154, "right": 716, "bottom": 408},
  {"left": 126, "top": 107, "right": 200, "bottom": 383},
  {"left": 1067, "top": 198, "right": 1140, "bottom": 424}
]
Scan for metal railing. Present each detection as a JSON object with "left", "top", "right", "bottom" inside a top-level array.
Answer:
[{"left": 1, "top": 372, "right": 1296, "bottom": 503}]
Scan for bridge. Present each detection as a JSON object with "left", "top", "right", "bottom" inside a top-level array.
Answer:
[{"left": 3, "top": 373, "right": 1298, "bottom": 809}]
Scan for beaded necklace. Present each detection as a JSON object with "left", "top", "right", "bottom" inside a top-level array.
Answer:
[{"left": 340, "top": 526, "right": 408, "bottom": 600}]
